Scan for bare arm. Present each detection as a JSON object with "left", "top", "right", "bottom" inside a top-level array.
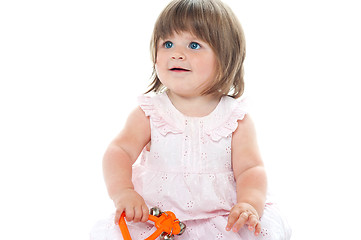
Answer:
[
  {"left": 226, "top": 115, "right": 267, "bottom": 235},
  {"left": 103, "top": 107, "right": 151, "bottom": 223}
]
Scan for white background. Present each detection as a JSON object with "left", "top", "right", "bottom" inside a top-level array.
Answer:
[{"left": 1, "top": 0, "right": 360, "bottom": 239}]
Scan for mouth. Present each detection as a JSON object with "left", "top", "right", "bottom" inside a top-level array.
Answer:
[{"left": 169, "top": 67, "right": 190, "bottom": 72}]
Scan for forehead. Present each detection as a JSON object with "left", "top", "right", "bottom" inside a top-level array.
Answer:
[
  {"left": 156, "top": 25, "right": 208, "bottom": 43},
  {"left": 160, "top": 31, "right": 200, "bottom": 40}
]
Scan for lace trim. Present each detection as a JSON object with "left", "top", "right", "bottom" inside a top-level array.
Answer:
[
  {"left": 205, "top": 99, "right": 247, "bottom": 141},
  {"left": 138, "top": 95, "right": 184, "bottom": 136}
]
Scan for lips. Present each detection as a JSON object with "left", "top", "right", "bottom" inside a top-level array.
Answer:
[{"left": 170, "top": 67, "right": 190, "bottom": 72}]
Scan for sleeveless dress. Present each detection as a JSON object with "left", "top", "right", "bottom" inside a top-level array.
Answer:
[{"left": 90, "top": 92, "right": 291, "bottom": 240}]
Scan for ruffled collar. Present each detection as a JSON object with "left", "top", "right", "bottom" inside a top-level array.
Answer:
[{"left": 138, "top": 92, "right": 247, "bottom": 141}]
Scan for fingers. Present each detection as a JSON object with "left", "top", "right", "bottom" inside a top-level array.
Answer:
[
  {"left": 247, "top": 214, "right": 258, "bottom": 231},
  {"left": 226, "top": 207, "right": 240, "bottom": 231},
  {"left": 248, "top": 214, "right": 261, "bottom": 236},
  {"left": 226, "top": 203, "right": 261, "bottom": 235},
  {"left": 141, "top": 205, "right": 150, "bottom": 222},
  {"left": 132, "top": 205, "right": 149, "bottom": 222},
  {"left": 226, "top": 207, "right": 249, "bottom": 231},
  {"left": 124, "top": 207, "right": 135, "bottom": 222},
  {"left": 232, "top": 211, "right": 250, "bottom": 232},
  {"left": 254, "top": 222, "right": 261, "bottom": 236},
  {"left": 230, "top": 212, "right": 260, "bottom": 234},
  {"left": 114, "top": 208, "right": 125, "bottom": 225},
  {"left": 114, "top": 205, "right": 149, "bottom": 224}
]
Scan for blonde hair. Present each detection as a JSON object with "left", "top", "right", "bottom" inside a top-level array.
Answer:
[{"left": 147, "top": 0, "right": 246, "bottom": 99}]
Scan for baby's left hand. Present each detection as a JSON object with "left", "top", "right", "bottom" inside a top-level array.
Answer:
[{"left": 226, "top": 202, "right": 261, "bottom": 236}]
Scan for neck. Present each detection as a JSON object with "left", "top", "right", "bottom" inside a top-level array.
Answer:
[{"left": 166, "top": 90, "right": 222, "bottom": 117}]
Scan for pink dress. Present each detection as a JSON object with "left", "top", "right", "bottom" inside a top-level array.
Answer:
[{"left": 90, "top": 92, "right": 291, "bottom": 240}]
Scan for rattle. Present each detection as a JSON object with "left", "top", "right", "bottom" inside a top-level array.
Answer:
[{"left": 119, "top": 207, "right": 186, "bottom": 240}]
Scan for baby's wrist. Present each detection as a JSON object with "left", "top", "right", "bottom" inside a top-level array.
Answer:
[
  {"left": 111, "top": 187, "right": 134, "bottom": 202},
  {"left": 236, "top": 201, "right": 256, "bottom": 208}
]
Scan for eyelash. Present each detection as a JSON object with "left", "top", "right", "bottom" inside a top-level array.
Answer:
[{"left": 163, "top": 41, "right": 201, "bottom": 50}]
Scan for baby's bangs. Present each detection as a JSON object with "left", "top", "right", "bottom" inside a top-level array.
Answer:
[{"left": 154, "top": 0, "right": 218, "bottom": 42}]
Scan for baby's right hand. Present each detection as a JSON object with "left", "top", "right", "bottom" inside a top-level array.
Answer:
[{"left": 113, "top": 188, "right": 149, "bottom": 224}]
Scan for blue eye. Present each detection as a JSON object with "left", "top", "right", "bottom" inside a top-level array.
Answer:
[
  {"left": 164, "top": 41, "right": 173, "bottom": 49},
  {"left": 189, "top": 42, "right": 200, "bottom": 50}
]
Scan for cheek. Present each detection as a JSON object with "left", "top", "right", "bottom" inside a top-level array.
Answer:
[
  {"left": 155, "top": 61, "right": 167, "bottom": 83},
  {"left": 155, "top": 54, "right": 164, "bottom": 70},
  {"left": 156, "top": 50, "right": 167, "bottom": 64},
  {"left": 154, "top": 63, "right": 162, "bottom": 79},
  {"left": 197, "top": 57, "right": 217, "bottom": 77},
  {"left": 155, "top": 54, "right": 167, "bottom": 72}
]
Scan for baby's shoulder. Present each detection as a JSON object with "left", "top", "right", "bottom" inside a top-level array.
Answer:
[{"left": 123, "top": 106, "right": 151, "bottom": 133}]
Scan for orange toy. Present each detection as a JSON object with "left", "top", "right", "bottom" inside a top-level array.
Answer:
[{"left": 119, "top": 207, "right": 186, "bottom": 240}]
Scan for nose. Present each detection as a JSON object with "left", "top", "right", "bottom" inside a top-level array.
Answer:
[{"left": 171, "top": 49, "right": 185, "bottom": 60}]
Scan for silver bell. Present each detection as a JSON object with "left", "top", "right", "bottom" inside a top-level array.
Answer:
[
  {"left": 149, "top": 207, "right": 162, "bottom": 217},
  {"left": 159, "top": 232, "right": 174, "bottom": 240},
  {"left": 178, "top": 222, "right": 186, "bottom": 235}
]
